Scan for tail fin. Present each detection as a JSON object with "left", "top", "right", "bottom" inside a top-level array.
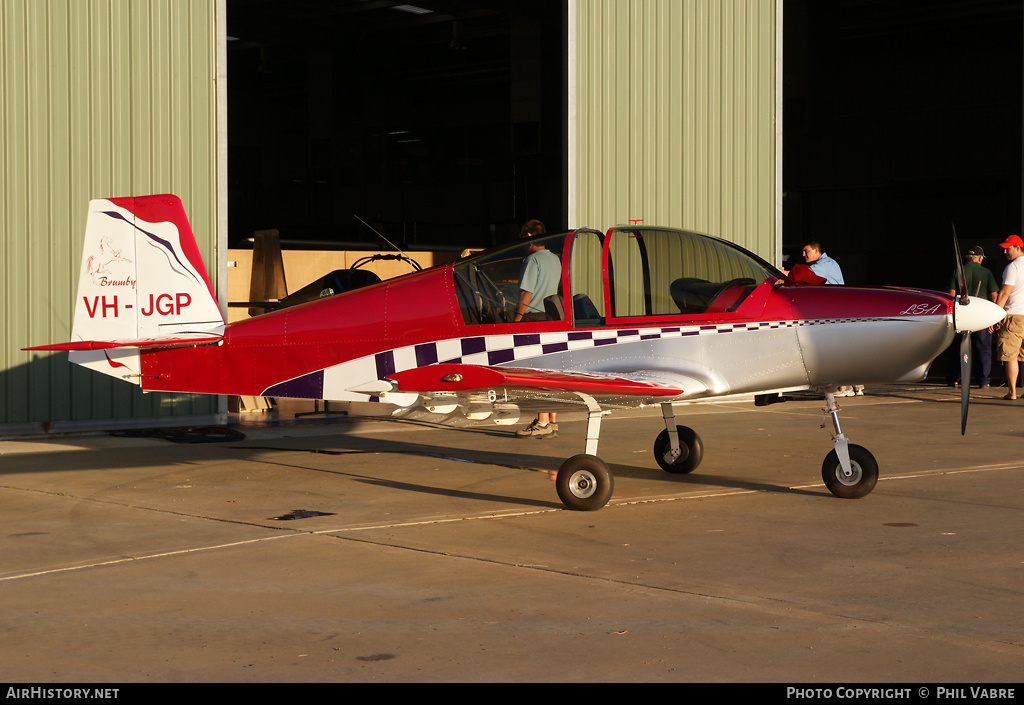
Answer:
[{"left": 26, "top": 195, "right": 223, "bottom": 383}]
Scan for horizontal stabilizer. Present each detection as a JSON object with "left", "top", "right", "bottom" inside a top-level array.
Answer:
[{"left": 24, "top": 331, "right": 223, "bottom": 352}]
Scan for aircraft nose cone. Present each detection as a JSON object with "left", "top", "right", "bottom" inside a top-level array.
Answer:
[{"left": 954, "top": 297, "right": 1005, "bottom": 333}]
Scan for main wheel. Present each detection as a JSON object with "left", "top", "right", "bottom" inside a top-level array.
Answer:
[
  {"left": 653, "top": 426, "right": 704, "bottom": 474},
  {"left": 556, "top": 454, "right": 614, "bottom": 511},
  {"left": 821, "top": 444, "right": 878, "bottom": 499}
]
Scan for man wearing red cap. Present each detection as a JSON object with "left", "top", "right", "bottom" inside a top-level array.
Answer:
[{"left": 995, "top": 234, "right": 1024, "bottom": 399}]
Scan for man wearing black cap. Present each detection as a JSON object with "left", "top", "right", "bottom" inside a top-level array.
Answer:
[
  {"left": 995, "top": 235, "right": 1024, "bottom": 399},
  {"left": 946, "top": 246, "right": 999, "bottom": 388}
]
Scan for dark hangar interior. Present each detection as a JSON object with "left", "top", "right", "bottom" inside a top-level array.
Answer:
[{"left": 226, "top": 0, "right": 1022, "bottom": 289}]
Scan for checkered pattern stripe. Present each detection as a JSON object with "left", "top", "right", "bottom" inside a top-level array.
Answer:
[
  {"left": 380, "top": 317, "right": 894, "bottom": 373},
  {"left": 264, "top": 318, "right": 896, "bottom": 398}
]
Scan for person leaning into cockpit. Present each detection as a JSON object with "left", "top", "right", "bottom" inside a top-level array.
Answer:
[
  {"left": 514, "top": 219, "right": 562, "bottom": 440},
  {"left": 513, "top": 219, "right": 560, "bottom": 323}
]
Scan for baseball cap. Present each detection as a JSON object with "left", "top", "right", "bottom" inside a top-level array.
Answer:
[
  {"left": 999, "top": 234, "right": 1023, "bottom": 248},
  {"left": 967, "top": 246, "right": 985, "bottom": 257},
  {"left": 519, "top": 219, "right": 546, "bottom": 238}
]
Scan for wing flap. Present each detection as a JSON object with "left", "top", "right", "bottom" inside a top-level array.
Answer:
[{"left": 388, "top": 363, "right": 686, "bottom": 397}]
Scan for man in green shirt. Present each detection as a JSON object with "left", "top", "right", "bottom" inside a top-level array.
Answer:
[{"left": 946, "top": 246, "right": 1000, "bottom": 388}]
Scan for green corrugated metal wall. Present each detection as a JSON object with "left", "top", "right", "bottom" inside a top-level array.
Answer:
[
  {"left": 1, "top": 0, "right": 777, "bottom": 431},
  {"left": 571, "top": 0, "right": 778, "bottom": 260},
  {"left": 1, "top": 0, "right": 220, "bottom": 431}
]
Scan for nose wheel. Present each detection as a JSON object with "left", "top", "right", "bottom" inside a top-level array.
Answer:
[
  {"left": 654, "top": 425, "right": 704, "bottom": 473},
  {"left": 820, "top": 391, "right": 879, "bottom": 499},
  {"left": 822, "top": 443, "right": 878, "bottom": 498},
  {"left": 654, "top": 404, "right": 705, "bottom": 474}
]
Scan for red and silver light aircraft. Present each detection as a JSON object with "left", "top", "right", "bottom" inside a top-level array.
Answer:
[{"left": 25, "top": 195, "right": 1005, "bottom": 510}]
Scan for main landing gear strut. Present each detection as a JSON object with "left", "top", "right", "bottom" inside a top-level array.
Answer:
[
  {"left": 554, "top": 394, "right": 615, "bottom": 511},
  {"left": 554, "top": 399, "right": 705, "bottom": 511},
  {"left": 552, "top": 392, "right": 879, "bottom": 511}
]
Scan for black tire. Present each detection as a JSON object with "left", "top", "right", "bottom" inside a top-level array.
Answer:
[
  {"left": 821, "top": 444, "right": 879, "bottom": 499},
  {"left": 653, "top": 426, "right": 704, "bottom": 474},
  {"left": 556, "top": 454, "right": 614, "bottom": 511}
]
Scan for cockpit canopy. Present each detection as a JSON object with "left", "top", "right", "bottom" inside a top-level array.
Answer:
[{"left": 453, "top": 226, "right": 779, "bottom": 326}]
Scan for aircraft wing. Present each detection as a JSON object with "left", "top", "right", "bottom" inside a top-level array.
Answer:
[{"left": 387, "top": 363, "right": 694, "bottom": 398}]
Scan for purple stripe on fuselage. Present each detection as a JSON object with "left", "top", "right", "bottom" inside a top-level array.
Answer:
[{"left": 264, "top": 370, "right": 324, "bottom": 398}]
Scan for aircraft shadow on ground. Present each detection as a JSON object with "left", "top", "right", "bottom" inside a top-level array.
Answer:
[
  {"left": 1, "top": 416, "right": 823, "bottom": 508},
  {"left": 232, "top": 429, "right": 824, "bottom": 506}
]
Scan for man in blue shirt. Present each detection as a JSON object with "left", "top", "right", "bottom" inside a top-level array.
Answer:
[
  {"left": 801, "top": 241, "right": 844, "bottom": 285},
  {"left": 802, "top": 240, "right": 859, "bottom": 395},
  {"left": 514, "top": 219, "right": 562, "bottom": 439},
  {"left": 513, "top": 220, "right": 561, "bottom": 323}
]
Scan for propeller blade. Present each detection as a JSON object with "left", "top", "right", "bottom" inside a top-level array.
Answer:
[
  {"left": 960, "top": 331, "right": 971, "bottom": 435},
  {"left": 952, "top": 223, "right": 968, "bottom": 303}
]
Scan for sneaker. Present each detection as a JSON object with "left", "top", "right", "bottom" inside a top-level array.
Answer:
[{"left": 515, "top": 420, "right": 558, "bottom": 438}]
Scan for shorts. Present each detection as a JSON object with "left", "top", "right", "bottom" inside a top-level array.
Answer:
[{"left": 997, "top": 314, "right": 1024, "bottom": 361}]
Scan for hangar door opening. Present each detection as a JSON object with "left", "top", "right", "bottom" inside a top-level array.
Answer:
[
  {"left": 226, "top": 1, "right": 566, "bottom": 253},
  {"left": 783, "top": 0, "right": 1023, "bottom": 289}
]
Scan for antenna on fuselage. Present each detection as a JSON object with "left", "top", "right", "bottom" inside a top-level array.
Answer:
[{"left": 354, "top": 214, "right": 404, "bottom": 255}]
